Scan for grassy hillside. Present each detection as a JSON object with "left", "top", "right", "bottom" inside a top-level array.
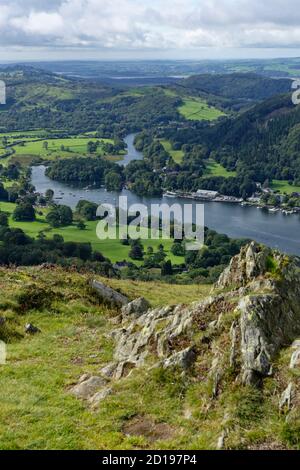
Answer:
[
  {"left": 0, "top": 266, "right": 210, "bottom": 450},
  {"left": 0, "top": 261, "right": 298, "bottom": 450},
  {"left": 204, "top": 159, "right": 237, "bottom": 178}
]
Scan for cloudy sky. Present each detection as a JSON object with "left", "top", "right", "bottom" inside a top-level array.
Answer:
[{"left": 1, "top": 0, "right": 300, "bottom": 61}]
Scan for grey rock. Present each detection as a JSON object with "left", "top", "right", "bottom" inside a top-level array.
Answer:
[
  {"left": 89, "top": 387, "right": 113, "bottom": 407},
  {"left": 100, "top": 362, "right": 118, "bottom": 378},
  {"left": 229, "top": 320, "right": 239, "bottom": 369},
  {"left": 121, "top": 297, "right": 151, "bottom": 319},
  {"left": 25, "top": 323, "right": 40, "bottom": 335},
  {"left": 216, "top": 241, "right": 271, "bottom": 289},
  {"left": 71, "top": 376, "right": 108, "bottom": 400},
  {"left": 91, "top": 280, "right": 129, "bottom": 308},
  {"left": 162, "top": 347, "right": 196, "bottom": 370},
  {"left": 217, "top": 430, "right": 228, "bottom": 450}
]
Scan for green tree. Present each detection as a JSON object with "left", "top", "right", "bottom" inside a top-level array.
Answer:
[
  {"left": 45, "top": 189, "right": 54, "bottom": 202},
  {"left": 0, "top": 211, "right": 8, "bottom": 226},
  {"left": 77, "top": 220, "right": 86, "bottom": 230},
  {"left": 13, "top": 203, "right": 35, "bottom": 222},
  {"left": 129, "top": 240, "right": 144, "bottom": 260},
  {"left": 46, "top": 205, "right": 73, "bottom": 228},
  {"left": 105, "top": 171, "right": 123, "bottom": 191},
  {"left": 161, "top": 260, "right": 173, "bottom": 276}
]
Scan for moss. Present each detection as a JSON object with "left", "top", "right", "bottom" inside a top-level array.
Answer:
[{"left": 281, "top": 421, "right": 300, "bottom": 448}]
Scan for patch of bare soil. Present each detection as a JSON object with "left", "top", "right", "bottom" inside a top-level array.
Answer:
[
  {"left": 123, "top": 415, "right": 175, "bottom": 443},
  {"left": 247, "top": 440, "right": 287, "bottom": 450}
]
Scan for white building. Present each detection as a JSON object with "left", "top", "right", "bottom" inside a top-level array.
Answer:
[{"left": 195, "top": 189, "right": 219, "bottom": 200}]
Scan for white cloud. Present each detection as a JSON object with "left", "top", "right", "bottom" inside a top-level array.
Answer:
[
  {"left": 11, "top": 11, "right": 64, "bottom": 36},
  {"left": 1, "top": 0, "right": 300, "bottom": 52}
]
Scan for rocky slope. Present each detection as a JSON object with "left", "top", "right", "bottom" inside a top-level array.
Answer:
[
  {"left": 73, "top": 242, "right": 300, "bottom": 449},
  {"left": 1, "top": 243, "right": 300, "bottom": 449}
]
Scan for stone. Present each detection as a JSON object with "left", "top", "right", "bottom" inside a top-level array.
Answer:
[
  {"left": 91, "top": 280, "right": 129, "bottom": 308},
  {"left": 216, "top": 241, "right": 271, "bottom": 289},
  {"left": 290, "top": 349, "right": 300, "bottom": 369},
  {"left": 162, "top": 347, "right": 196, "bottom": 370},
  {"left": 25, "top": 323, "right": 40, "bottom": 334},
  {"left": 217, "top": 430, "right": 228, "bottom": 450},
  {"left": 279, "top": 383, "right": 294, "bottom": 411},
  {"left": 100, "top": 363, "right": 118, "bottom": 378},
  {"left": 89, "top": 387, "right": 113, "bottom": 407},
  {"left": 121, "top": 297, "right": 151, "bottom": 319},
  {"left": 71, "top": 376, "right": 108, "bottom": 400}
]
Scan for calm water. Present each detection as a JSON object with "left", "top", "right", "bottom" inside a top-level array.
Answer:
[{"left": 30, "top": 134, "right": 300, "bottom": 256}]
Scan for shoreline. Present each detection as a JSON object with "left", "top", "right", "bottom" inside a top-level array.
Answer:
[{"left": 163, "top": 191, "right": 300, "bottom": 215}]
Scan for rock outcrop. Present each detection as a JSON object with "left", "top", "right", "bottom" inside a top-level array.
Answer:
[
  {"left": 104, "top": 242, "right": 300, "bottom": 387},
  {"left": 91, "top": 280, "right": 129, "bottom": 307}
]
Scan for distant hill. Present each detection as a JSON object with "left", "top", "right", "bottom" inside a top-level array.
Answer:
[{"left": 176, "top": 73, "right": 292, "bottom": 111}]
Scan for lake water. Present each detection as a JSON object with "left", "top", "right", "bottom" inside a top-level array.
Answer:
[{"left": 30, "top": 135, "right": 300, "bottom": 256}]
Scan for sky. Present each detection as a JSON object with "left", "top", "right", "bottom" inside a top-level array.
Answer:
[{"left": 1, "top": 0, "right": 300, "bottom": 61}]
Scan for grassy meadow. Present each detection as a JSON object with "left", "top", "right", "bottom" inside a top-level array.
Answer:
[
  {"left": 0, "top": 133, "right": 116, "bottom": 166},
  {"left": 160, "top": 139, "right": 184, "bottom": 163},
  {"left": 0, "top": 201, "right": 184, "bottom": 265}
]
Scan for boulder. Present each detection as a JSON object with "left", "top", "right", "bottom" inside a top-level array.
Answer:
[
  {"left": 91, "top": 280, "right": 129, "bottom": 308},
  {"left": 121, "top": 297, "right": 150, "bottom": 319},
  {"left": 279, "top": 383, "right": 294, "bottom": 411},
  {"left": 71, "top": 375, "right": 108, "bottom": 400},
  {"left": 89, "top": 387, "right": 113, "bottom": 407},
  {"left": 216, "top": 241, "right": 271, "bottom": 289}
]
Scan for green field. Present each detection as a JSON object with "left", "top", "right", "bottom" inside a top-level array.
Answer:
[
  {"left": 178, "top": 98, "right": 225, "bottom": 121},
  {"left": 0, "top": 134, "right": 117, "bottom": 166},
  {"left": 13, "top": 138, "right": 111, "bottom": 156},
  {"left": 160, "top": 140, "right": 184, "bottom": 163},
  {"left": 204, "top": 159, "right": 237, "bottom": 178},
  {"left": 0, "top": 202, "right": 184, "bottom": 265},
  {"left": 270, "top": 180, "right": 300, "bottom": 194}
]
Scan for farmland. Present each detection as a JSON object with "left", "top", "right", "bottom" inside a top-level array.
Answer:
[
  {"left": 0, "top": 133, "right": 118, "bottom": 166},
  {"left": 0, "top": 201, "right": 184, "bottom": 266},
  {"left": 160, "top": 139, "right": 184, "bottom": 163}
]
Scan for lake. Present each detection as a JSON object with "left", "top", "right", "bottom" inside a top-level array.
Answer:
[{"left": 30, "top": 134, "right": 300, "bottom": 256}]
